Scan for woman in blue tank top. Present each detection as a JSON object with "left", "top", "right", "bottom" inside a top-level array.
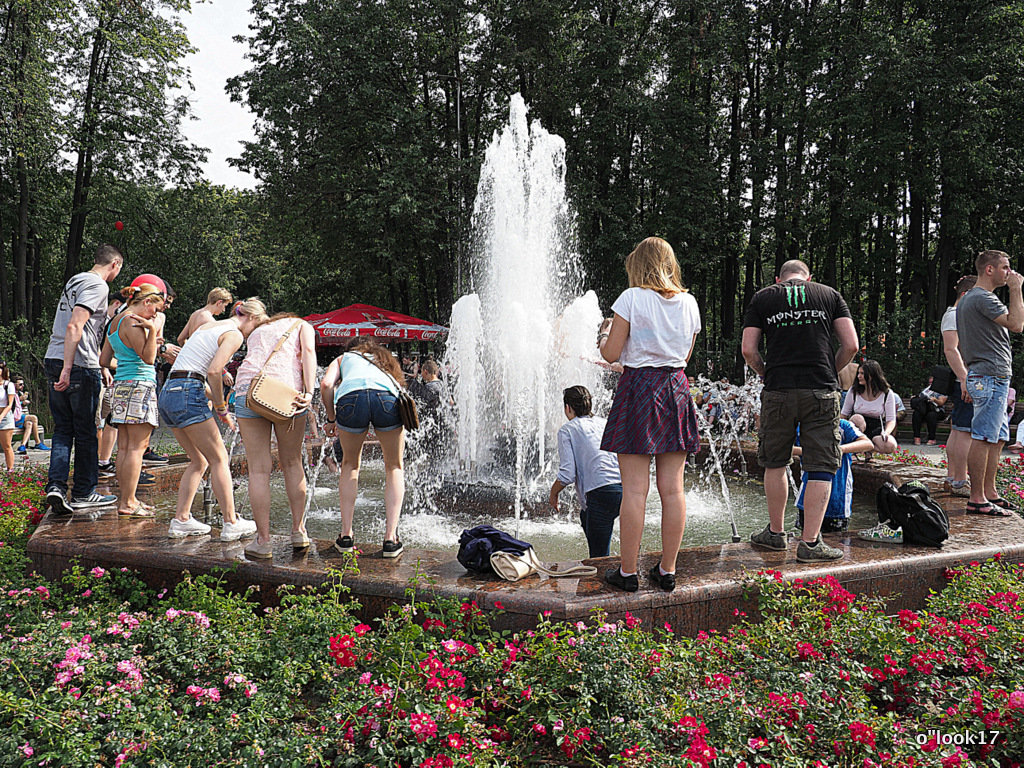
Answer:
[
  {"left": 320, "top": 340, "right": 407, "bottom": 559},
  {"left": 99, "top": 280, "right": 164, "bottom": 516}
]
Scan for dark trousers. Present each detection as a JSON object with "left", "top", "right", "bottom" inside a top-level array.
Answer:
[
  {"left": 44, "top": 359, "right": 101, "bottom": 498},
  {"left": 581, "top": 483, "right": 622, "bottom": 558},
  {"left": 911, "top": 401, "right": 940, "bottom": 440}
]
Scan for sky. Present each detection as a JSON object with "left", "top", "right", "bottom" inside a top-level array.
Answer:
[{"left": 180, "top": 0, "right": 258, "bottom": 189}]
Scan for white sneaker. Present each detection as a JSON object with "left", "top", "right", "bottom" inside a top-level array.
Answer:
[
  {"left": 857, "top": 522, "right": 903, "bottom": 544},
  {"left": 169, "top": 517, "right": 212, "bottom": 538},
  {"left": 220, "top": 517, "right": 257, "bottom": 542}
]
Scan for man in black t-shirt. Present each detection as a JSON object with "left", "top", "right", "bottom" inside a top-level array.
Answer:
[{"left": 741, "top": 259, "right": 859, "bottom": 563}]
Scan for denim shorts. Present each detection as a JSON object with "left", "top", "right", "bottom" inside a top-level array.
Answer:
[
  {"left": 967, "top": 372, "right": 1010, "bottom": 443},
  {"left": 336, "top": 389, "right": 402, "bottom": 433},
  {"left": 0, "top": 411, "right": 13, "bottom": 431},
  {"left": 158, "top": 378, "right": 212, "bottom": 429},
  {"left": 233, "top": 388, "right": 259, "bottom": 419},
  {"left": 235, "top": 391, "right": 308, "bottom": 426}
]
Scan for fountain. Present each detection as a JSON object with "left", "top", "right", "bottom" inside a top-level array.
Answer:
[
  {"left": 292, "top": 94, "right": 829, "bottom": 554},
  {"left": 443, "top": 94, "right": 609, "bottom": 527},
  {"left": 269, "top": 94, "right": 857, "bottom": 557}
]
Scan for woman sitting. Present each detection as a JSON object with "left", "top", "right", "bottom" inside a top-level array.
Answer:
[
  {"left": 840, "top": 359, "right": 898, "bottom": 455},
  {"left": 235, "top": 313, "right": 318, "bottom": 559},
  {"left": 13, "top": 376, "right": 47, "bottom": 452},
  {"left": 157, "top": 299, "right": 264, "bottom": 540},
  {"left": 320, "top": 339, "right": 407, "bottom": 559},
  {"left": 909, "top": 377, "right": 948, "bottom": 445}
]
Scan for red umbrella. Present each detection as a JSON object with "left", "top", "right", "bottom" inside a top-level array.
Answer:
[{"left": 305, "top": 303, "right": 448, "bottom": 345}]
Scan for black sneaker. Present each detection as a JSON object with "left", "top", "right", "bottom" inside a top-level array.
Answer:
[
  {"left": 46, "top": 488, "right": 74, "bottom": 516},
  {"left": 137, "top": 471, "right": 156, "bottom": 487},
  {"left": 97, "top": 461, "right": 116, "bottom": 479},
  {"left": 648, "top": 564, "right": 676, "bottom": 591},
  {"left": 142, "top": 450, "right": 169, "bottom": 466},
  {"left": 70, "top": 492, "right": 117, "bottom": 509},
  {"left": 334, "top": 535, "right": 354, "bottom": 554},
  {"left": 605, "top": 567, "right": 639, "bottom": 592},
  {"left": 382, "top": 539, "right": 404, "bottom": 559}
]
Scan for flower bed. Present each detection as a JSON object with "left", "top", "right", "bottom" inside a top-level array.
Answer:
[{"left": 2, "top": 469, "right": 1023, "bottom": 766}]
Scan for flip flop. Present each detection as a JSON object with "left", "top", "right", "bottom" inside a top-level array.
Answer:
[
  {"left": 118, "top": 504, "right": 156, "bottom": 518},
  {"left": 966, "top": 501, "right": 1012, "bottom": 517},
  {"left": 988, "top": 497, "right": 1018, "bottom": 512}
]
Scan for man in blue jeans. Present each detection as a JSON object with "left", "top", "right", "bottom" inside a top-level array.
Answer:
[
  {"left": 44, "top": 244, "right": 123, "bottom": 514},
  {"left": 549, "top": 385, "right": 622, "bottom": 557},
  {"left": 957, "top": 249, "right": 1024, "bottom": 517}
]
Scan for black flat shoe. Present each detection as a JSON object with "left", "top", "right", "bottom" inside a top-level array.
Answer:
[
  {"left": 648, "top": 565, "right": 676, "bottom": 591},
  {"left": 605, "top": 567, "right": 638, "bottom": 592}
]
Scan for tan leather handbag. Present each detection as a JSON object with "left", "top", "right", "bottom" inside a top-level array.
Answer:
[{"left": 246, "top": 320, "right": 304, "bottom": 427}]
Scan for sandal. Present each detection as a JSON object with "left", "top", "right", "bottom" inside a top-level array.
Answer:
[
  {"left": 988, "top": 497, "right": 1018, "bottom": 512},
  {"left": 118, "top": 504, "right": 156, "bottom": 518},
  {"left": 966, "top": 501, "right": 1012, "bottom": 517}
]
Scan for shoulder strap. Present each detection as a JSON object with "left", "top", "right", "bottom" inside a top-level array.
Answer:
[
  {"left": 528, "top": 549, "right": 598, "bottom": 578},
  {"left": 258, "top": 319, "right": 303, "bottom": 374},
  {"left": 361, "top": 350, "right": 408, "bottom": 393}
]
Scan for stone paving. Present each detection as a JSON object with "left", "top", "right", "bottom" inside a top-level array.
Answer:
[{"left": 24, "top": 436, "right": 1024, "bottom": 635}]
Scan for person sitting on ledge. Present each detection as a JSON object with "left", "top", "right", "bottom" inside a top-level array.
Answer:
[
  {"left": 841, "top": 359, "right": 899, "bottom": 457},
  {"left": 794, "top": 418, "right": 873, "bottom": 534},
  {"left": 910, "top": 377, "right": 948, "bottom": 446},
  {"left": 549, "top": 385, "right": 622, "bottom": 558}
]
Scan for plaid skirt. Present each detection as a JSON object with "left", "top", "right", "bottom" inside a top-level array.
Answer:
[
  {"left": 601, "top": 366, "right": 701, "bottom": 455},
  {"left": 106, "top": 380, "right": 159, "bottom": 428}
]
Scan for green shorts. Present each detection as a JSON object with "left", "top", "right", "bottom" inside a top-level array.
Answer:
[{"left": 757, "top": 388, "right": 842, "bottom": 474}]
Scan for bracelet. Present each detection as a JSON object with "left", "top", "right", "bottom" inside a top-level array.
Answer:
[
  {"left": 325, "top": 417, "right": 335, "bottom": 423},
  {"left": 214, "top": 405, "right": 228, "bottom": 413}
]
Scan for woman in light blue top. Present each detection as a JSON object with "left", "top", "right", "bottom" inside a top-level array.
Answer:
[
  {"left": 99, "top": 281, "right": 163, "bottom": 516},
  {"left": 321, "top": 339, "right": 406, "bottom": 559}
]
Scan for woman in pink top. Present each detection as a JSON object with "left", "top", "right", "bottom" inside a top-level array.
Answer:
[
  {"left": 235, "top": 313, "right": 318, "bottom": 559},
  {"left": 840, "top": 359, "right": 898, "bottom": 455}
]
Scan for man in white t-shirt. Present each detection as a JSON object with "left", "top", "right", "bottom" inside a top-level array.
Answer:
[
  {"left": 44, "top": 244, "right": 122, "bottom": 514},
  {"left": 940, "top": 274, "right": 977, "bottom": 496}
]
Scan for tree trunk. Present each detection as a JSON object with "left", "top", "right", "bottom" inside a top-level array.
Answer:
[
  {"left": 15, "top": 152, "right": 29, "bottom": 340},
  {"left": 66, "top": 22, "right": 110, "bottom": 281}
]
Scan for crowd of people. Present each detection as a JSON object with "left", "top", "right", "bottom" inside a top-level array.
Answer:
[
  {"left": 11, "top": 240, "right": 1023, "bottom": 591},
  {"left": 33, "top": 243, "right": 438, "bottom": 561}
]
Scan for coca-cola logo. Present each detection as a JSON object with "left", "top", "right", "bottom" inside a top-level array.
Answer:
[{"left": 373, "top": 328, "right": 404, "bottom": 338}]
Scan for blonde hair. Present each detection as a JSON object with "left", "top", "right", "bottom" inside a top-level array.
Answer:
[
  {"left": 624, "top": 237, "right": 685, "bottom": 297},
  {"left": 207, "top": 287, "right": 232, "bottom": 304},
  {"left": 233, "top": 297, "right": 269, "bottom": 325},
  {"left": 120, "top": 283, "right": 164, "bottom": 306}
]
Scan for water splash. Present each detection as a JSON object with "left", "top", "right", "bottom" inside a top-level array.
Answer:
[{"left": 443, "top": 94, "right": 602, "bottom": 531}]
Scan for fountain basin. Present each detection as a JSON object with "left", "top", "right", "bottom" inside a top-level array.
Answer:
[{"left": 26, "top": 454, "right": 1024, "bottom": 635}]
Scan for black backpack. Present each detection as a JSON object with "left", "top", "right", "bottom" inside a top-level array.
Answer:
[
  {"left": 875, "top": 480, "right": 949, "bottom": 547},
  {"left": 457, "top": 525, "right": 532, "bottom": 575}
]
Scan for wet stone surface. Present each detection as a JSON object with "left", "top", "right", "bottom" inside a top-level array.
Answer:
[{"left": 27, "top": 448, "right": 1024, "bottom": 635}]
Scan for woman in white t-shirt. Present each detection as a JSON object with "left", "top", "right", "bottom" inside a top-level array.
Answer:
[
  {"left": 840, "top": 359, "right": 898, "bottom": 455},
  {"left": 0, "top": 361, "right": 17, "bottom": 471},
  {"left": 597, "top": 237, "right": 702, "bottom": 593}
]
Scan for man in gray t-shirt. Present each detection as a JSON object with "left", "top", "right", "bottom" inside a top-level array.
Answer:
[
  {"left": 43, "top": 244, "right": 122, "bottom": 514},
  {"left": 956, "top": 249, "right": 1024, "bottom": 517}
]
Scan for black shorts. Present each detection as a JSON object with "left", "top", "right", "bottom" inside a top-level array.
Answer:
[{"left": 861, "top": 415, "right": 884, "bottom": 439}]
